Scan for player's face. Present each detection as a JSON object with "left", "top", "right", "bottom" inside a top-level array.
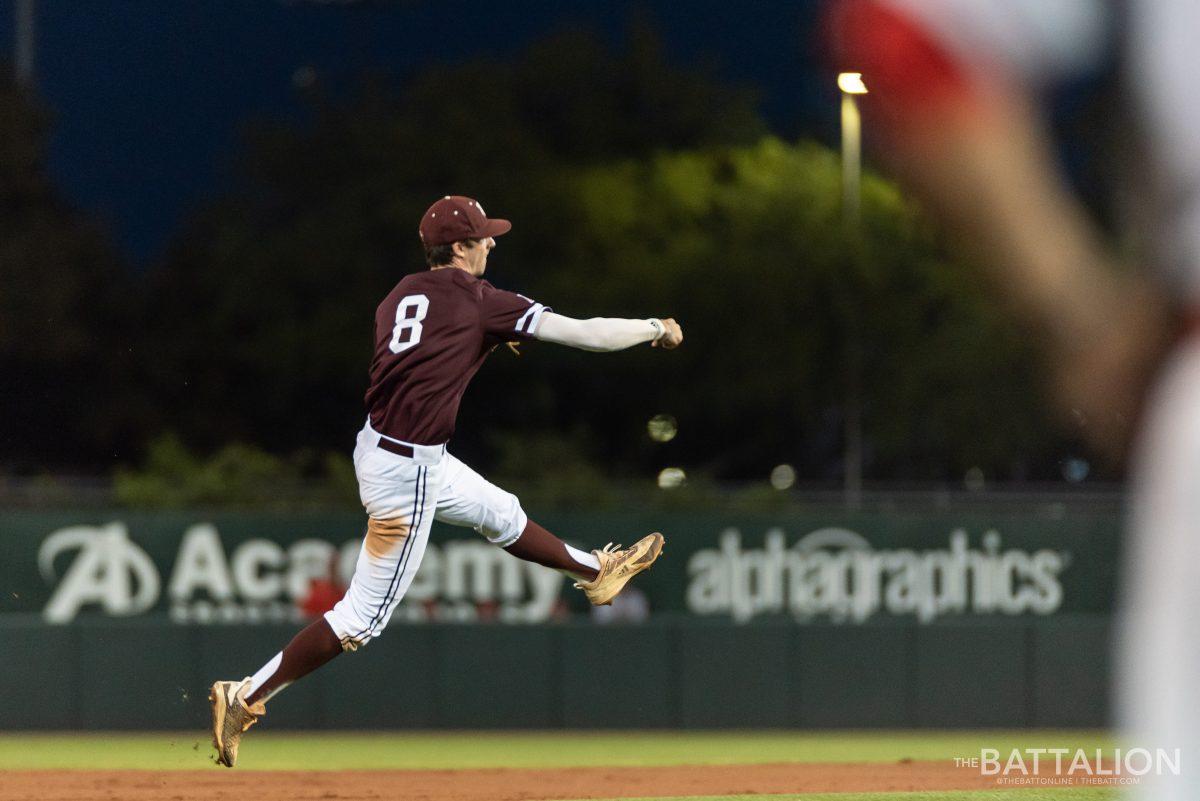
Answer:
[{"left": 464, "top": 237, "right": 495, "bottom": 277}]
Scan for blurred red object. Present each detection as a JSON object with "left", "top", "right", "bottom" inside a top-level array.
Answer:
[
  {"left": 299, "top": 553, "right": 346, "bottom": 619},
  {"left": 299, "top": 577, "right": 345, "bottom": 619}
]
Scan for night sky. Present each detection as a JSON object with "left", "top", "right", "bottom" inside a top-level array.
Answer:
[{"left": 0, "top": 0, "right": 833, "bottom": 264}]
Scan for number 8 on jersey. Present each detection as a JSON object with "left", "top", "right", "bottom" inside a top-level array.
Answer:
[{"left": 389, "top": 293, "right": 430, "bottom": 354}]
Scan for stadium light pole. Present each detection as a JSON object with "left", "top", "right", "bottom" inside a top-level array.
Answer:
[
  {"left": 839, "top": 72, "right": 867, "bottom": 223},
  {"left": 839, "top": 72, "right": 868, "bottom": 509}
]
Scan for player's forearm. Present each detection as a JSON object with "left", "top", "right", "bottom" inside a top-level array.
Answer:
[{"left": 534, "top": 312, "right": 663, "bottom": 352}]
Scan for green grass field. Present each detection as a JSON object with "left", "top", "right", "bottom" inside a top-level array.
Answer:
[
  {"left": 0, "top": 731, "right": 1121, "bottom": 801},
  {"left": 0, "top": 730, "right": 1117, "bottom": 771}
]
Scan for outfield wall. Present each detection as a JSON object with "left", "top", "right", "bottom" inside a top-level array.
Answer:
[
  {"left": 0, "top": 615, "right": 1110, "bottom": 730},
  {"left": 0, "top": 504, "right": 1118, "bottom": 729}
]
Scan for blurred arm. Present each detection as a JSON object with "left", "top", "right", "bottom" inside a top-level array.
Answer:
[
  {"left": 535, "top": 312, "right": 679, "bottom": 352},
  {"left": 828, "top": 0, "right": 1173, "bottom": 457}
]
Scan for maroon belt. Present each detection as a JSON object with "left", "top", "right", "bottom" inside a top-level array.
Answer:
[{"left": 376, "top": 438, "right": 414, "bottom": 458}]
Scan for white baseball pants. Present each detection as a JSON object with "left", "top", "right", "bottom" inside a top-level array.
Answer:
[{"left": 324, "top": 420, "right": 528, "bottom": 649}]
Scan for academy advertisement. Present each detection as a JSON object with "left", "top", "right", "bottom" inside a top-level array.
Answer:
[{"left": 0, "top": 509, "right": 1119, "bottom": 625}]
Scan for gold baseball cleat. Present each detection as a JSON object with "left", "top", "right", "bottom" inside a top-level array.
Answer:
[
  {"left": 574, "top": 532, "right": 665, "bottom": 606},
  {"left": 209, "top": 678, "right": 265, "bottom": 768}
]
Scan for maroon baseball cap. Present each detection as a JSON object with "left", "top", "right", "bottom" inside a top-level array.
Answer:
[{"left": 418, "top": 196, "right": 512, "bottom": 247}]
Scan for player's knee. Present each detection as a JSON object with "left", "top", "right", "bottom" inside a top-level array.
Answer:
[
  {"left": 479, "top": 492, "right": 527, "bottom": 548},
  {"left": 323, "top": 599, "right": 378, "bottom": 653}
]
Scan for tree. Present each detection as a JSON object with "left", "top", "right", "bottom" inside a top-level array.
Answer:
[
  {"left": 145, "top": 30, "right": 1068, "bottom": 484},
  {"left": 145, "top": 27, "right": 765, "bottom": 455},
  {"left": 509, "top": 138, "right": 1061, "bottom": 480}
]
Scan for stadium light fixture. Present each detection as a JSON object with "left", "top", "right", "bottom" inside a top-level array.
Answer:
[{"left": 838, "top": 72, "right": 868, "bottom": 94}]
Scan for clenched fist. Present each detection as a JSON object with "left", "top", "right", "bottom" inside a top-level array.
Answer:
[{"left": 653, "top": 318, "right": 683, "bottom": 349}]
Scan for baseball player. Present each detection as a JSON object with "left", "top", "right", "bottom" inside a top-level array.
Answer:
[
  {"left": 830, "top": 0, "right": 1196, "bottom": 795},
  {"left": 209, "top": 195, "right": 682, "bottom": 767}
]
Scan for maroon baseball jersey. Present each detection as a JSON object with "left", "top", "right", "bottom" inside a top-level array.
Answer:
[{"left": 365, "top": 267, "right": 549, "bottom": 445}]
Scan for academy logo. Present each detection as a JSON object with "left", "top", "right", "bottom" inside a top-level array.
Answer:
[
  {"left": 40, "top": 523, "right": 161, "bottom": 623},
  {"left": 686, "top": 527, "right": 1070, "bottom": 623},
  {"left": 165, "top": 524, "right": 357, "bottom": 624}
]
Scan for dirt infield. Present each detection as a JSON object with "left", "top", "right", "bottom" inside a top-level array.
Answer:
[{"left": 1, "top": 761, "right": 1022, "bottom": 800}]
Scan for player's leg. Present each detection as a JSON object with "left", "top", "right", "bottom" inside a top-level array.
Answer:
[
  {"left": 1119, "top": 340, "right": 1200, "bottom": 801},
  {"left": 433, "top": 452, "right": 598, "bottom": 578},
  {"left": 234, "top": 527, "right": 417, "bottom": 709},
  {"left": 509, "top": 519, "right": 601, "bottom": 581},
  {"left": 433, "top": 452, "right": 664, "bottom": 604},
  {"left": 210, "top": 428, "right": 444, "bottom": 767},
  {"left": 243, "top": 617, "right": 342, "bottom": 706}
]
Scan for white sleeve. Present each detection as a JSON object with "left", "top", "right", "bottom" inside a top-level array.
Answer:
[{"left": 534, "top": 312, "right": 663, "bottom": 352}]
